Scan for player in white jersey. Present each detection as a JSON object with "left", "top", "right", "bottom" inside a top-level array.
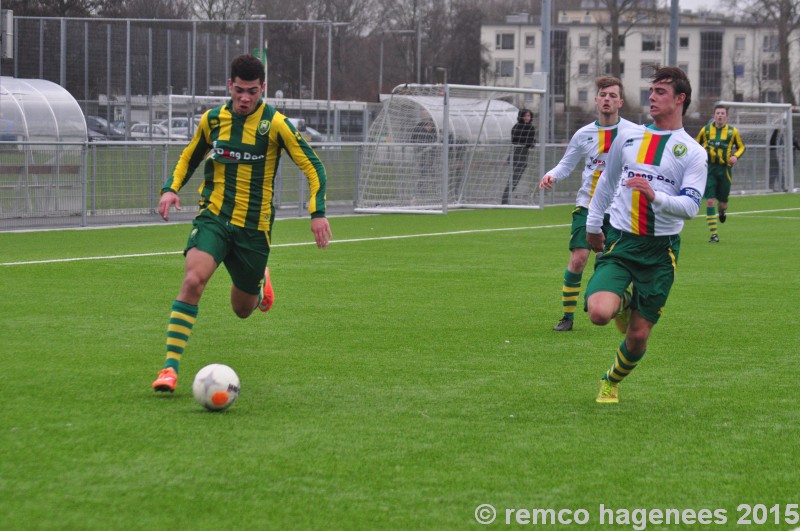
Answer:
[
  {"left": 584, "top": 67, "right": 707, "bottom": 404},
  {"left": 539, "top": 76, "right": 637, "bottom": 332}
]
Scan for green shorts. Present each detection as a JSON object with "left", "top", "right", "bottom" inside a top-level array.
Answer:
[
  {"left": 585, "top": 231, "right": 681, "bottom": 324},
  {"left": 185, "top": 210, "right": 271, "bottom": 295},
  {"left": 569, "top": 207, "right": 613, "bottom": 251},
  {"left": 703, "top": 164, "right": 732, "bottom": 203}
]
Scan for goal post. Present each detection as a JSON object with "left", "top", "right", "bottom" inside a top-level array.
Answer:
[
  {"left": 356, "top": 83, "right": 547, "bottom": 214},
  {"left": 714, "top": 101, "right": 794, "bottom": 193}
]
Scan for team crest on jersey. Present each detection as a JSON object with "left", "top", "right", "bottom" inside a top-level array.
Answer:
[
  {"left": 673, "top": 143, "right": 687, "bottom": 158},
  {"left": 209, "top": 118, "right": 219, "bottom": 129},
  {"left": 258, "top": 120, "right": 270, "bottom": 136}
]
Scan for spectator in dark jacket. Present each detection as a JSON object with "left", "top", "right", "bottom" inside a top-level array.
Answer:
[{"left": 502, "top": 109, "right": 536, "bottom": 204}]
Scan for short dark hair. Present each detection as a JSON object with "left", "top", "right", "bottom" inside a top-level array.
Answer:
[
  {"left": 714, "top": 104, "right": 728, "bottom": 114},
  {"left": 230, "top": 54, "right": 265, "bottom": 84},
  {"left": 651, "top": 66, "right": 692, "bottom": 116},
  {"left": 595, "top": 75, "right": 623, "bottom": 95}
]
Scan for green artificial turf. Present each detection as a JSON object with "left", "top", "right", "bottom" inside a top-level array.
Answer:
[{"left": 1, "top": 194, "right": 799, "bottom": 529}]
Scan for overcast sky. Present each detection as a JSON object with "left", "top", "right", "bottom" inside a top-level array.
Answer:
[{"left": 678, "top": 0, "right": 721, "bottom": 10}]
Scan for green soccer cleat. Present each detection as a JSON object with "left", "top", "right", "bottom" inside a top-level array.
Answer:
[
  {"left": 596, "top": 379, "right": 619, "bottom": 404},
  {"left": 614, "top": 284, "right": 632, "bottom": 334}
]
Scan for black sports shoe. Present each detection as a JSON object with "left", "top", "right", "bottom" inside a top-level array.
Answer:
[
  {"left": 718, "top": 209, "right": 727, "bottom": 223},
  {"left": 709, "top": 234, "right": 720, "bottom": 243},
  {"left": 553, "top": 317, "right": 573, "bottom": 331}
]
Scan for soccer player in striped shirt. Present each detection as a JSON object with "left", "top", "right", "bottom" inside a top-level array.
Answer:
[
  {"left": 539, "top": 76, "right": 637, "bottom": 332},
  {"left": 584, "top": 66, "right": 707, "bottom": 403},
  {"left": 695, "top": 105, "right": 746, "bottom": 242},
  {"left": 152, "top": 54, "right": 332, "bottom": 393}
]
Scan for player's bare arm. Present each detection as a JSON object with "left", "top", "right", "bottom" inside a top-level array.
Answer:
[
  {"left": 158, "top": 191, "right": 181, "bottom": 221},
  {"left": 311, "top": 217, "right": 332, "bottom": 249}
]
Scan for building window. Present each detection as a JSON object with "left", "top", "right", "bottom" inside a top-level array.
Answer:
[
  {"left": 495, "top": 60, "right": 514, "bottom": 77},
  {"left": 763, "top": 34, "right": 779, "bottom": 52},
  {"left": 679, "top": 36, "right": 689, "bottom": 48},
  {"left": 761, "top": 90, "right": 781, "bottom": 103},
  {"left": 762, "top": 62, "right": 779, "bottom": 80},
  {"left": 496, "top": 33, "right": 514, "bottom": 50},
  {"left": 678, "top": 63, "right": 689, "bottom": 74},
  {"left": 733, "top": 92, "right": 744, "bottom": 102},
  {"left": 642, "top": 34, "right": 662, "bottom": 52},
  {"left": 578, "top": 63, "right": 590, "bottom": 76},
  {"left": 605, "top": 62, "right": 625, "bottom": 75},
  {"left": 579, "top": 35, "right": 590, "bottom": 48},
  {"left": 734, "top": 36, "right": 746, "bottom": 51},
  {"left": 641, "top": 62, "right": 659, "bottom": 79},
  {"left": 524, "top": 62, "right": 535, "bottom": 75},
  {"left": 525, "top": 34, "right": 536, "bottom": 48},
  {"left": 640, "top": 89, "right": 651, "bottom": 107},
  {"left": 605, "top": 34, "right": 625, "bottom": 49},
  {"left": 578, "top": 90, "right": 588, "bottom": 102},
  {"left": 734, "top": 64, "right": 745, "bottom": 78}
]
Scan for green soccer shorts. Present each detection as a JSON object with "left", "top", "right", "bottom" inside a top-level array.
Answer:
[
  {"left": 569, "top": 207, "right": 613, "bottom": 251},
  {"left": 703, "top": 164, "right": 732, "bottom": 203},
  {"left": 185, "top": 210, "right": 271, "bottom": 295},
  {"left": 585, "top": 231, "right": 681, "bottom": 324}
]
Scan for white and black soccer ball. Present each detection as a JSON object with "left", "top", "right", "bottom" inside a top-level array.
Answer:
[{"left": 192, "top": 364, "right": 240, "bottom": 411}]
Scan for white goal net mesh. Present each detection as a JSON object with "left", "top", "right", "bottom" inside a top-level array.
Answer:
[
  {"left": 711, "top": 101, "right": 794, "bottom": 193},
  {"left": 356, "top": 84, "right": 546, "bottom": 213}
]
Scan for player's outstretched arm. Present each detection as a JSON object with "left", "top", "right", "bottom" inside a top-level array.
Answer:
[
  {"left": 311, "top": 217, "right": 332, "bottom": 249},
  {"left": 158, "top": 191, "right": 181, "bottom": 221}
]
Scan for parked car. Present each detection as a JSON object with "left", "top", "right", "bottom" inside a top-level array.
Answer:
[
  {"left": 157, "top": 116, "right": 201, "bottom": 138},
  {"left": 86, "top": 115, "right": 125, "bottom": 140},
  {"left": 129, "top": 123, "right": 187, "bottom": 141}
]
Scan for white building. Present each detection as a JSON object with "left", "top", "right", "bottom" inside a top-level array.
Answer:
[{"left": 480, "top": 5, "right": 800, "bottom": 115}]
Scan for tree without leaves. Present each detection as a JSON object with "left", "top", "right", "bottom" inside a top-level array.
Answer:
[
  {"left": 96, "top": 0, "right": 193, "bottom": 19},
  {"left": 2, "top": 0, "right": 102, "bottom": 16},
  {"left": 725, "top": 0, "right": 799, "bottom": 105}
]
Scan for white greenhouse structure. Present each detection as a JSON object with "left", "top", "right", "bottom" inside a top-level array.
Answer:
[
  {"left": 357, "top": 84, "right": 546, "bottom": 213},
  {"left": 0, "top": 77, "right": 87, "bottom": 226}
]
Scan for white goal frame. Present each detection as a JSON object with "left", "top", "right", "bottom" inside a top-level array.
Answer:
[
  {"left": 715, "top": 101, "right": 794, "bottom": 192},
  {"left": 356, "top": 84, "right": 547, "bottom": 214}
]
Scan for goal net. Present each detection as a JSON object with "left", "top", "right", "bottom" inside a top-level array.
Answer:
[
  {"left": 712, "top": 101, "right": 794, "bottom": 193},
  {"left": 356, "top": 84, "right": 546, "bottom": 214}
]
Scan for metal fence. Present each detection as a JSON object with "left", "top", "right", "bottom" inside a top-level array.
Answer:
[
  {"left": 5, "top": 16, "right": 376, "bottom": 141},
  {"left": 1, "top": 139, "right": 795, "bottom": 231}
]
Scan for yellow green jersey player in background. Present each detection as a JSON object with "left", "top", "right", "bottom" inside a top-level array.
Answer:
[
  {"left": 695, "top": 105, "right": 745, "bottom": 243},
  {"left": 152, "top": 54, "right": 332, "bottom": 393}
]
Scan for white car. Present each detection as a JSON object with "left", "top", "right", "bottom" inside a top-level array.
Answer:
[
  {"left": 157, "top": 116, "right": 202, "bottom": 138},
  {"left": 130, "top": 123, "right": 187, "bottom": 141}
]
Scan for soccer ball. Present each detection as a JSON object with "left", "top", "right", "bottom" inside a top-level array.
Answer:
[{"left": 192, "top": 364, "right": 240, "bottom": 411}]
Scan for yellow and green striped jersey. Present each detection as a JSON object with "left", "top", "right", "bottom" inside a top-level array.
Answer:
[
  {"left": 695, "top": 123, "right": 745, "bottom": 166},
  {"left": 162, "top": 99, "right": 327, "bottom": 232}
]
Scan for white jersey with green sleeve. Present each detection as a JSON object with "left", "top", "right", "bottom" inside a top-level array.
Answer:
[
  {"left": 545, "top": 117, "right": 638, "bottom": 208},
  {"left": 587, "top": 124, "right": 707, "bottom": 237}
]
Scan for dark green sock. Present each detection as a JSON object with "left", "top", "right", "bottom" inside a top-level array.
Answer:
[
  {"left": 164, "top": 300, "right": 198, "bottom": 373},
  {"left": 604, "top": 341, "right": 645, "bottom": 383},
  {"left": 706, "top": 206, "right": 718, "bottom": 235},
  {"left": 561, "top": 269, "right": 583, "bottom": 320}
]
